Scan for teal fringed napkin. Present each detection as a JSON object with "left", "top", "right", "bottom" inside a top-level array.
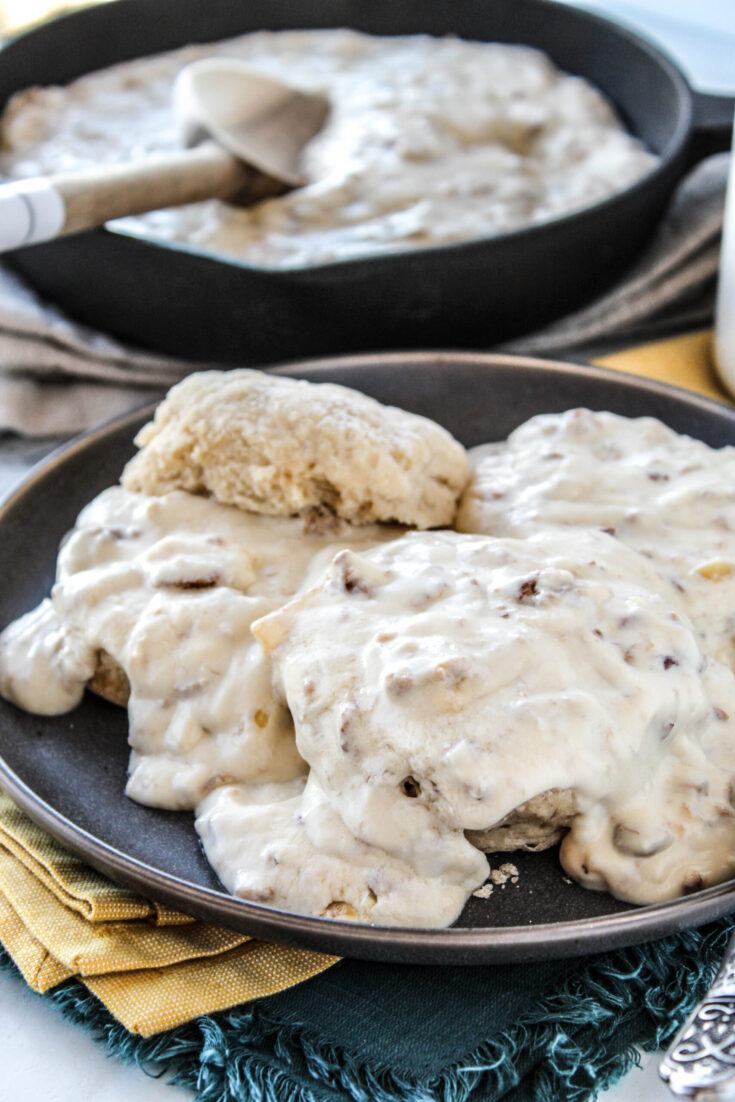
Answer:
[{"left": 3, "top": 919, "right": 732, "bottom": 1102}]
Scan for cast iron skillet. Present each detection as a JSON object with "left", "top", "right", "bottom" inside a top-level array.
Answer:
[
  {"left": 0, "top": 0, "right": 732, "bottom": 363},
  {"left": 2, "top": 352, "right": 735, "bottom": 965}
]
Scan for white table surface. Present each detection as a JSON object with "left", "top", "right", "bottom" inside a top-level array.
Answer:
[{"left": 0, "top": 2, "right": 733, "bottom": 1099}]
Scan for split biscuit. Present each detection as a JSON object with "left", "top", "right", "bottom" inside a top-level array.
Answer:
[
  {"left": 466, "top": 789, "right": 578, "bottom": 853},
  {"left": 122, "top": 370, "right": 469, "bottom": 528},
  {"left": 87, "top": 648, "right": 129, "bottom": 707}
]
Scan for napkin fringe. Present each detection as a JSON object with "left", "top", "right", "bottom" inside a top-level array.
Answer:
[
  {"left": 4, "top": 919, "right": 730, "bottom": 1102},
  {"left": 464, "top": 922, "right": 729, "bottom": 1102}
]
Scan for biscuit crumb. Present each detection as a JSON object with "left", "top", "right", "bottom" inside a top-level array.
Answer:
[
  {"left": 489, "top": 861, "right": 519, "bottom": 887},
  {"left": 473, "top": 862, "right": 520, "bottom": 897}
]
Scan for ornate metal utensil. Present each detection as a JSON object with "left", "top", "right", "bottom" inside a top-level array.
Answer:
[{"left": 661, "top": 929, "right": 735, "bottom": 1098}]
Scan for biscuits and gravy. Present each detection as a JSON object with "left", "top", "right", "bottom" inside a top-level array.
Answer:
[{"left": 2, "top": 373, "right": 735, "bottom": 926}]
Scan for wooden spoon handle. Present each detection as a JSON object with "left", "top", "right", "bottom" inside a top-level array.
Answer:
[
  {"left": 58, "top": 140, "right": 251, "bottom": 231},
  {"left": 0, "top": 141, "right": 286, "bottom": 252}
]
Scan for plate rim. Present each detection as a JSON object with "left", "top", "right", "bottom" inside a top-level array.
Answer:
[{"left": 1, "top": 349, "right": 734, "bottom": 965}]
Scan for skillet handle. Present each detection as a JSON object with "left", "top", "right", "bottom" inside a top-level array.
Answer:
[
  {"left": 659, "top": 926, "right": 735, "bottom": 1098},
  {"left": 688, "top": 91, "right": 735, "bottom": 165}
]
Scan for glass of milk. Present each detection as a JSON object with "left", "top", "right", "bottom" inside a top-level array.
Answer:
[{"left": 714, "top": 124, "right": 735, "bottom": 396}]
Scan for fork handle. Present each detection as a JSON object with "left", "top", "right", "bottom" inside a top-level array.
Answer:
[{"left": 660, "top": 928, "right": 735, "bottom": 1098}]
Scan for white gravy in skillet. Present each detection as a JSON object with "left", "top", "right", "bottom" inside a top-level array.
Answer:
[{"left": 0, "top": 29, "right": 657, "bottom": 267}]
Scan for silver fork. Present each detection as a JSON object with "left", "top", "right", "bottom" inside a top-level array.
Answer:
[{"left": 660, "top": 929, "right": 735, "bottom": 1099}]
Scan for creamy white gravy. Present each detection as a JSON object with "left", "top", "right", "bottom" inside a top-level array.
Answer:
[
  {"left": 0, "top": 486, "right": 397, "bottom": 809},
  {"left": 0, "top": 30, "right": 657, "bottom": 268},
  {"left": 454, "top": 409, "right": 735, "bottom": 903},
  {"left": 457, "top": 409, "right": 735, "bottom": 665},
  {"left": 226, "top": 530, "right": 735, "bottom": 918}
]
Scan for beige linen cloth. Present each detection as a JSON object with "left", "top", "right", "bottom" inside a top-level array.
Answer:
[{"left": 0, "top": 152, "right": 727, "bottom": 437}]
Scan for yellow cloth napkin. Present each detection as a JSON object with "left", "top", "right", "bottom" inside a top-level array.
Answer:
[
  {"left": 0, "top": 327, "right": 727, "bottom": 1036},
  {"left": 595, "top": 329, "right": 728, "bottom": 405},
  {"left": 0, "top": 791, "right": 337, "bottom": 1035}
]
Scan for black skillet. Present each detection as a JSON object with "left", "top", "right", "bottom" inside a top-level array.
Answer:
[{"left": 0, "top": 0, "right": 732, "bottom": 364}]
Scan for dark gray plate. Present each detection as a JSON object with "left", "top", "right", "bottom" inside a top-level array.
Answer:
[{"left": 1, "top": 352, "right": 735, "bottom": 965}]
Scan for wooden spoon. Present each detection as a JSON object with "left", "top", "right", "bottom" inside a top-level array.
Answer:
[{"left": 0, "top": 58, "right": 329, "bottom": 253}]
